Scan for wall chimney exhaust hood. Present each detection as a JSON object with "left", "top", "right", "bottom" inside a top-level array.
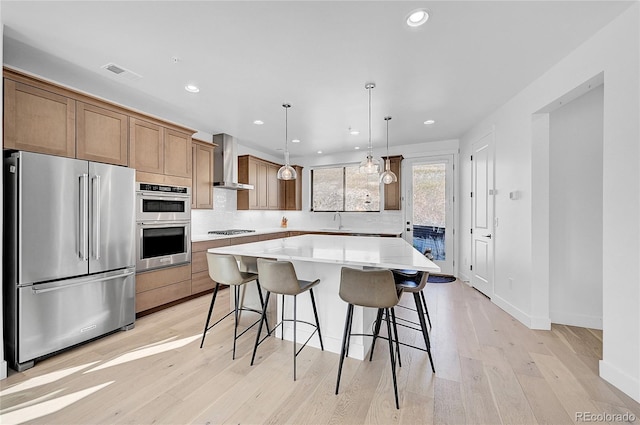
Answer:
[{"left": 212, "top": 133, "right": 254, "bottom": 190}]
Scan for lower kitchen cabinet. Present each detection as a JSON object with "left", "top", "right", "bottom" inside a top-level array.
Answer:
[
  {"left": 191, "top": 239, "right": 230, "bottom": 293},
  {"left": 135, "top": 263, "right": 192, "bottom": 314}
]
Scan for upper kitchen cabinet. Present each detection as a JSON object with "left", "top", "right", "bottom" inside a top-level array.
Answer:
[
  {"left": 129, "top": 117, "right": 194, "bottom": 184},
  {"left": 3, "top": 78, "right": 76, "bottom": 158},
  {"left": 237, "top": 155, "right": 280, "bottom": 210},
  {"left": 279, "top": 165, "right": 303, "bottom": 210},
  {"left": 129, "top": 118, "right": 164, "bottom": 174},
  {"left": 192, "top": 139, "right": 215, "bottom": 209},
  {"left": 76, "top": 102, "right": 128, "bottom": 166},
  {"left": 164, "top": 128, "right": 192, "bottom": 178},
  {"left": 383, "top": 155, "right": 403, "bottom": 210}
]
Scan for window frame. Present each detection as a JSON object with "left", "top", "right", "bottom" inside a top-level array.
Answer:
[{"left": 310, "top": 162, "right": 381, "bottom": 212}]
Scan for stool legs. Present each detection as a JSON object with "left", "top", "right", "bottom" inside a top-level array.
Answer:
[
  {"left": 414, "top": 292, "right": 436, "bottom": 373},
  {"left": 293, "top": 295, "right": 297, "bottom": 381},
  {"left": 420, "top": 290, "right": 432, "bottom": 328},
  {"left": 200, "top": 282, "right": 221, "bottom": 348},
  {"left": 335, "top": 303, "right": 354, "bottom": 395},
  {"left": 385, "top": 308, "right": 400, "bottom": 410},
  {"left": 250, "top": 290, "right": 271, "bottom": 366},
  {"left": 309, "top": 288, "right": 324, "bottom": 351},
  {"left": 369, "top": 308, "right": 384, "bottom": 361}
]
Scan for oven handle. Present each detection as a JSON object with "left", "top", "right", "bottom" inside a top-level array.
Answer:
[
  {"left": 137, "top": 220, "right": 191, "bottom": 227},
  {"left": 137, "top": 192, "right": 191, "bottom": 201}
]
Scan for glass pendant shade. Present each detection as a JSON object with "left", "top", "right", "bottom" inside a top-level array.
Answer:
[
  {"left": 380, "top": 158, "right": 397, "bottom": 184},
  {"left": 360, "top": 82, "right": 380, "bottom": 175},
  {"left": 277, "top": 104, "right": 297, "bottom": 180},
  {"left": 277, "top": 151, "right": 297, "bottom": 180},
  {"left": 380, "top": 116, "right": 397, "bottom": 184},
  {"left": 359, "top": 154, "right": 380, "bottom": 174}
]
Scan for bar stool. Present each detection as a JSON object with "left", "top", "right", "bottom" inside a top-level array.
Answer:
[
  {"left": 335, "top": 267, "right": 403, "bottom": 409},
  {"left": 251, "top": 258, "right": 324, "bottom": 381},
  {"left": 199, "top": 253, "right": 269, "bottom": 359},
  {"left": 377, "top": 270, "right": 436, "bottom": 373}
]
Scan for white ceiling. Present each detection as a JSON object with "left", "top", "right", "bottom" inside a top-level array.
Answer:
[{"left": 1, "top": 1, "right": 633, "bottom": 159}]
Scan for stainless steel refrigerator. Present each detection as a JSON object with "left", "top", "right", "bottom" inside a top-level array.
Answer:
[{"left": 3, "top": 151, "right": 136, "bottom": 371}]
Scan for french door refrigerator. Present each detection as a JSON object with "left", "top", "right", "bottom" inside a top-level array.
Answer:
[{"left": 3, "top": 151, "right": 136, "bottom": 371}]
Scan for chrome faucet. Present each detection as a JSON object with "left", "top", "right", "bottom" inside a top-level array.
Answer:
[{"left": 333, "top": 212, "right": 343, "bottom": 229}]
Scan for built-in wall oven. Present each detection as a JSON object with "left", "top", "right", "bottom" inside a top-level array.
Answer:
[{"left": 136, "top": 183, "right": 191, "bottom": 271}]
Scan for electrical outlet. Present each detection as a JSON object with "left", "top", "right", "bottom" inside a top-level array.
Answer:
[{"left": 508, "top": 278, "right": 513, "bottom": 289}]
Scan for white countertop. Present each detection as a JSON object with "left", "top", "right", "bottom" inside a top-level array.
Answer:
[
  {"left": 207, "top": 234, "right": 440, "bottom": 273},
  {"left": 192, "top": 227, "right": 403, "bottom": 242}
]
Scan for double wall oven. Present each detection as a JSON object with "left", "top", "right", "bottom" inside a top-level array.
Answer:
[{"left": 136, "top": 183, "right": 191, "bottom": 271}]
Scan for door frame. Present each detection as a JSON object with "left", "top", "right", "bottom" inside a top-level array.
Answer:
[
  {"left": 470, "top": 129, "right": 495, "bottom": 298},
  {"left": 402, "top": 154, "right": 456, "bottom": 275}
]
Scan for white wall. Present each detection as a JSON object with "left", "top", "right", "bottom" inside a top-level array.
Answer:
[
  {"left": 549, "top": 84, "right": 603, "bottom": 329},
  {"left": 192, "top": 139, "right": 459, "bottom": 240},
  {"left": 458, "top": 4, "right": 639, "bottom": 401}
]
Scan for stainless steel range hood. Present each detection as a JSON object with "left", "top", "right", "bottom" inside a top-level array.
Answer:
[{"left": 212, "top": 133, "right": 254, "bottom": 190}]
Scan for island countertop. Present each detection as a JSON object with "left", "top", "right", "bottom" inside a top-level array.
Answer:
[{"left": 207, "top": 234, "right": 440, "bottom": 273}]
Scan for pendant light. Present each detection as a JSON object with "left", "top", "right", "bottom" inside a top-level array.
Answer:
[
  {"left": 380, "top": 116, "right": 398, "bottom": 184},
  {"left": 277, "top": 103, "right": 297, "bottom": 180},
  {"left": 359, "top": 82, "right": 380, "bottom": 174}
]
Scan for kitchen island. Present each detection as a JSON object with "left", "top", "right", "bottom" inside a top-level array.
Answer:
[{"left": 208, "top": 234, "right": 440, "bottom": 359}]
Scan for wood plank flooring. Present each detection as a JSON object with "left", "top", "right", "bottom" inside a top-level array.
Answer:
[{"left": 1, "top": 280, "right": 639, "bottom": 424}]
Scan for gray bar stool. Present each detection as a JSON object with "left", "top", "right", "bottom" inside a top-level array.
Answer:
[
  {"left": 335, "top": 267, "right": 403, "bottom": 409},
  {"left": 370, "top": 269, "right": 436, "bottom": 373},
  {"left": 250, "top": 258, "right": 324, "bottom": 381},
  {"left": 199, "top": 253, "right": 269, "bottom": 359}
]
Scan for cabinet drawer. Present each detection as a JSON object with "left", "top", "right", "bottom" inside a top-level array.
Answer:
[
  {"left": 191, "top": 251, "right": 209, "bottom": 274},
  {"left": 135, "top": 279, "right": 191, "bottom": 313},
  {"left": 192, "top": 238, "right": 230, "bottom": 253},
  {"left": 230, "top": 235, "right": 260, "bottom": 245},
  {"left": 259, "top": 232, "right": 289, "bottom": 241},
  {"left": 191, "top": 270, "right": 216, "bottom": 294},
  {"left": 136, "top": 264, "right": 191, "bottom": 293}
]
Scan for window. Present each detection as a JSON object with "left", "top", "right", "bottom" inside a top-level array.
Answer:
[{"left": 311, "top": 164, "right": 380, "bottom": 211}]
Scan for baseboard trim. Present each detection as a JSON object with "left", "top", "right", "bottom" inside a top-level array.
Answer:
[
  {"left": 492, "top": 294, "right": 550, "bottom": 330},
  {"left": 0, "top": 360, "right": 7, "bottom": 380},
  {"left": 550, "top": 311, "right": 603, "bottom": 330},
  {"left": 600, "top": 359, "right": 640, "bottom": 403},
  {"left": 457, "top": 271, "right": 470, "bottom": 282}
]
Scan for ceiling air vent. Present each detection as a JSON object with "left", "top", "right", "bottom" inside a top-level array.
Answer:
[{"left": 101, "top": 63, "right": 142, "bottom": 81}]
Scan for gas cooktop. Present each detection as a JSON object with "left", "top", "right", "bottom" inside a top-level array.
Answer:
[{"left": 208, "top": 229, "right": 256, "bottom": 236}]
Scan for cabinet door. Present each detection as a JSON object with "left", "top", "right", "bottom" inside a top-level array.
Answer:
[
  {"left": 383, "top": 156, "right": 403, "bottom": 210},
  {"left": 279, "top": 165, "right": 303, "bottom": 210},
  {"left": 164, "top": 129, "right": 192, "bottom": 178},
  {"left": 129, "top": 118, "right": 163, "bottom": 174},
  {"left": 257, "top": 161, "right": 268, "bottom": 209},
  {"left": 77, "top": 102, "right": 128, "bottom": 165},
  {"left": 193, "top": 142, "right": 214, "bottom": 209},
  {"left": 267, "top": 163, "right": 279, "bottom": 209},
  {"left": 4, "top": 79, "right": 75, "bottom": 158}
]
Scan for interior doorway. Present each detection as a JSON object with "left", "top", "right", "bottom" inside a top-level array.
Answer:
[{"left": 403, "top": 155, "right": 454, "bottom": 275}]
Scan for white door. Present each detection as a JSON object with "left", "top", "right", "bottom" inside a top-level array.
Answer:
[
  {"left": 471, "top": 132, "right": 494, "bottom": 297},
  {"left": 403, "top": 155, "right": 454, "bottom": 275}
]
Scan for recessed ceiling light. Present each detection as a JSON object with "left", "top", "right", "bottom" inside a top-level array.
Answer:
[
  {"left": 317, "top": 150, "right": 323, "bottom": 154},
  {"left": 185, "top": 84, "right": 200, "bottom": 93},
  {"left": 253, "top": 120, "right": 264, "bottom": 125},
  {"left": 406, "top": 9, "right": 429, "bottom": 27},
  {"left": 354, "top": 147, "right": 360, "bottom": 150},
  {"left": 350, "top": 129, "right": 360, "bottom": 135},
  {"left": 424, "top": 119, "right": 435, "bottom": 125},
  {"left": 291, "top": 139, "right": 300, "bottom": 143}
]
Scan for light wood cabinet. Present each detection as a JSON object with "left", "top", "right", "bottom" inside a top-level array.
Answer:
[
  {"left": 3, "top": 78, "right": 76, "bottom": 158},
  {"left": 135, "top": 264, "right": 192, "bottom": 314},
  {"left": 383, "top": 155, "right": 403, "bottom": 210},
  {"left": 129, "top": 118, "right": 163, "bottom": 174},
  {"left": 76, "top": 102, "right": 128, "bottom": 165},
  {"left": 130, "top": 118, "right": 193, "bottom": 180},
  {"left": 279, "top": 165, "right": 303, "bottom": 210},
  {"left": 164, "top": 128, "right": 192, "bottom": 178},
  {"left": 191, "top": 139, "right": 215, "bottom": 209},
  {"left": 238, "top": 155, "right": 282, "bottom": 210}
]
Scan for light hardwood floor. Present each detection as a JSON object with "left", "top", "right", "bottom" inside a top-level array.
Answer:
[{"left": 1, "top": 280, "right": 639, "bottom": 424}]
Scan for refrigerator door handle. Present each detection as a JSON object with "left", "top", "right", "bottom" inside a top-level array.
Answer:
[
  {"left": 92, "top": 174, "right": 101, "bottom": 260},
  {"left": 79, "top": 174, "right": 89, "bottom": 261},
  {"left": 31, "top": 269, "right": 135, "bottom": 294}
]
